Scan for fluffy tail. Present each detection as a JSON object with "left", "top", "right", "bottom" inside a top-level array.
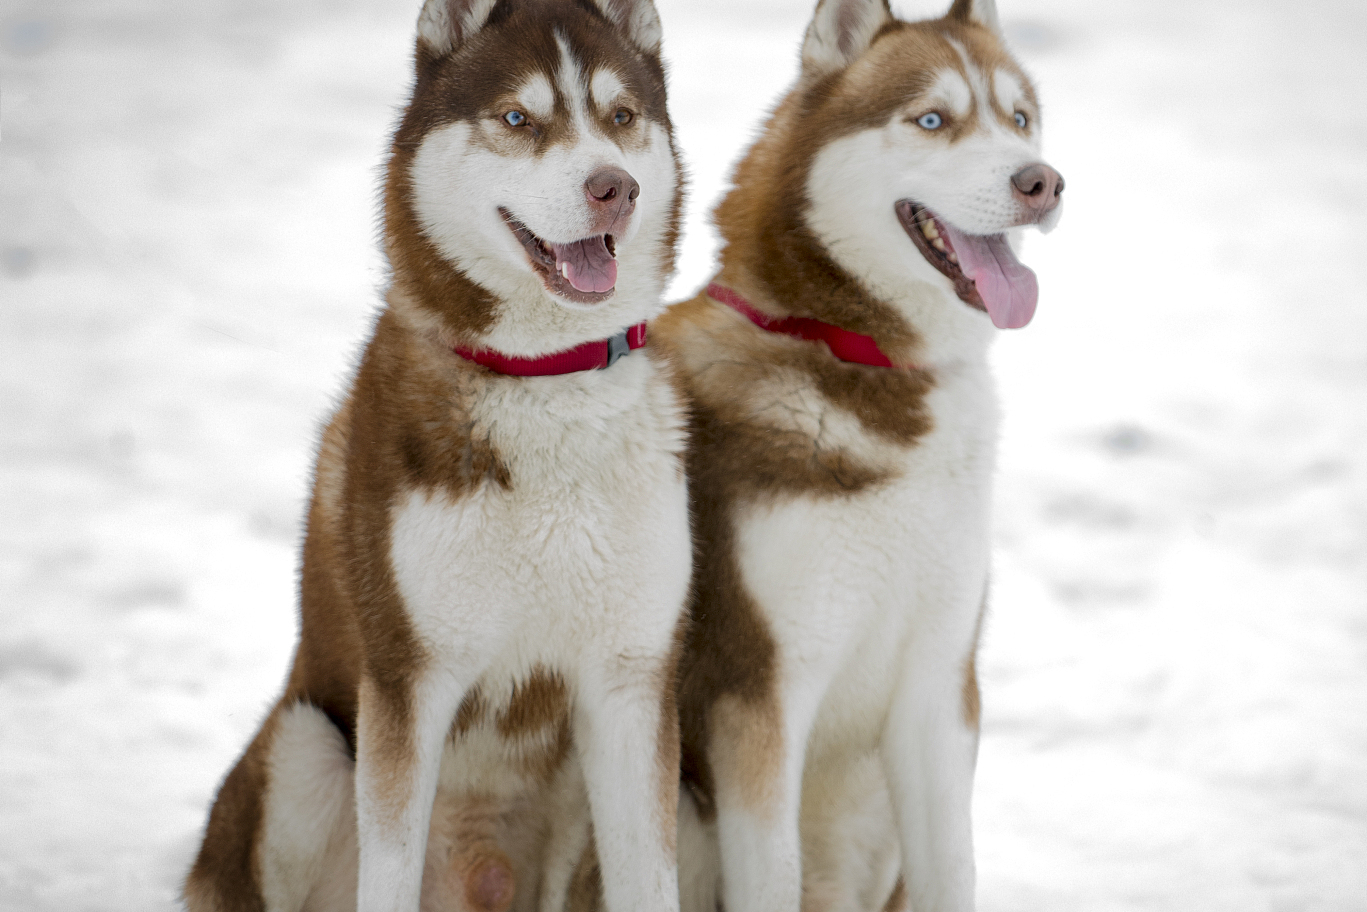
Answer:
[{"left": 184, "top": 701, "right": 355, "bottom": 912}]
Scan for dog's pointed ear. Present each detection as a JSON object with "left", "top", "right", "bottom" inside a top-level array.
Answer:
[
  {"left": 416, "top": 0, "right": 502, "bottom": 59},
  {"left": 585, "top": 0, "right": 664, "bottom": 54},
  {"left": 801, "top": 0, "right": 893, "bottom": 78},
  {"left": 946, "top": 0, "right": 1001, "bottom": 35}
]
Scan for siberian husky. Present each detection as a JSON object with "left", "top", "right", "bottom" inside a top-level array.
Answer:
[
  {"left": 654, "top": 1, "right": 1065, "bottom": 911},
  {"left": 183, "top": 1, "right": 689, "bottom": 910}
]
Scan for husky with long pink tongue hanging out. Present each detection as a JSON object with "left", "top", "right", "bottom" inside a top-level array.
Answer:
[{"left": 652, "top": 1, "right": 1063, "bottom": 911}]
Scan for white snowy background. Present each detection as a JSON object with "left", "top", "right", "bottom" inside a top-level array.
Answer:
[{"left": 2, "top": 0, "right": 1364, "bottom": 908}]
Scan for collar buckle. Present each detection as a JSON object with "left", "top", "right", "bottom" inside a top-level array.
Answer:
[{"left": 604, "top": 328, "right": 631, "bottom": 368}]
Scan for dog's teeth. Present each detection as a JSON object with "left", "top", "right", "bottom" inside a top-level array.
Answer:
[
  {"left": 559, "top": 262, "right": 569, "bottom": 278},
  {"left": 932, "top": 237, "right": 946, "bottom": 252},
  {"left": 921, "top": 221, "right": 939, "bottom": 240},
  {"left": 947, "top": 251, "right": 958, "bottom": 264}
]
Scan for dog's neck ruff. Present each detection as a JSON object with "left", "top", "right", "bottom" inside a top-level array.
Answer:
[
  {"left": 706, "top": 283, "right": 903, "bottom": 369},
  {"left": 453, "top": 323, "right": 647, "bottom": 376}
]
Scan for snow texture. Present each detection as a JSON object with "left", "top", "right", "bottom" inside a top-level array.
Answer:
[{"left": 2, "top": 0, "right": 1364, "bottom": 909}]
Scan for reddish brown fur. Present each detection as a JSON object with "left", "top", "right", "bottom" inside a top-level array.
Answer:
[
  {"left": 565, "top": 829, "right": 604, "bottom": 912},
  {"left": 495, "top": 668, "right": 574, "bottom": 782},
  {"left": 183, "top": 712, "right": 283, "bottom": 912},
  {"left": 185, "top": 1, "right": 683, "bottom": 906},
  {"left": 881, "top": 876, "right": 908, "bottom": 912},
  {"left": 710, "top": 15, "right": 1033, "bottom": 356},
  {"left": 962, "top": 651, "right": 981, "bottom": 730},
  {"left": 654, "top": 9, "right": 1018, "bottom": 824},
  {"left": 653, "top": 614, "right": 688, "bottom": 852},
  {"left": 390, "top": 0, "right": 681, "bottom": 347},
  {"left": 962, "top": 589, "right": 988, "bottom": 730}
]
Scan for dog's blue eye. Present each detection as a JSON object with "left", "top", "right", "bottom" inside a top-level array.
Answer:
[
  {"left": 916, "top": 112, "right": 943, "bottom": 130},
  {"left": 613, "top": 108, "right": 634, "bottom": 126},
  {"left": 1014, "top": 111, "right": 1028, "bottom": 128},
  {"left": 503, "top": 110, "right": 527, "bottom": 127}
]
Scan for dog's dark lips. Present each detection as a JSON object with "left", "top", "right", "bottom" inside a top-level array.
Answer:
[
  {"left": 895, "top": 200, "right": 986, "bottom": 313},
  {"left": 499, "top": 207, "right": 615, "bottom": 305}
]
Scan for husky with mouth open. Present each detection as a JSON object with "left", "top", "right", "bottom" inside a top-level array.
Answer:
[
  {"left": 184, "top": 1, "right": 689, "bottom": 911},
  {"left": 653, "top": 1, "right": 1064, "bottom": 911}
]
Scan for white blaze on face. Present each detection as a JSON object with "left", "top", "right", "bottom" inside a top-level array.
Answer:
[
  {"left": 803, "top": 41, "right": 1057, "bottom": 349},
  {"left": 906, "top": 55, "right": 1042, "bottom": 233},
  {"left": 805, "top": 56, "right": 1041, "bottom": 252},
  {"left": 992, "top": 68, "right": 1024, "bottom": 119},
  {"left": 404, "top": 31, "right": 683, "bottom": 328},
  {"left": 520, "top": 72, "right": 556, "bottom": 122},
  {"left": 590, "top": 68, "right": 626, "bottom": 114},
  {"left": 928, "top": 67, "right": 973, "bottom": 121}
]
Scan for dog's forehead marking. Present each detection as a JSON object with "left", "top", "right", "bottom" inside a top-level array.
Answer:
[
  {"left": 518, "top": 72, "right": 556, "bottom": 120},
  {"left": 927, "top": 68, "right": 973, "bottom": 118},
  {"left": 943, "top": 37, "right": 993, "bottom": 106},
  {"left": 590, "top": 68, "right": 626, "bottom": 110},
  {"left": 555, "top": 32, "right": 589, "bottom": 114},
  {"left": 992, "top": 68, "right": 1024, "bottom": 111}
]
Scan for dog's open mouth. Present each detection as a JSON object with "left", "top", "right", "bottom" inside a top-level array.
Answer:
[
  {"left": 895, "top": 201, "right": 1038, "bottom": 329},
  {"left": 501, "top": 208, "right": 617, "bottom": 305}
]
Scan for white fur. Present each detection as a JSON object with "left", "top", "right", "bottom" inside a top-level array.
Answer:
[
  {"left": 700, "top": 366, "right": 997, "bottom": 912},
  {"left": 956, "top": 0, "right": 1000, "bottom": 35},
  {"left": 587, "top": 0, "right": 663, "bottom": 53},
  {"left": 677, "top": 789, "right": 720, "bottom": 912},
  {"left": 269, "top": 6, "right": 689, "bottom": 912},
  {"left": 361, "top": 352, "right": 690, "bottom": 912},
  {"left": 687, "top": 7, "right": 1061, "bottom": 912},
  {"left": 262, "top": 706, "right": 597, "bottom": 912},
  {"left": 409, "top": 38, "right": 679, "bottom": 355},
  {"left": 590, "top": 69, "right": 627, "bottom": 113},
  {"left": 355, "top": 674, "right": 466, "bottom": 912},
  {"left": 927, "top": 68, "right": 974, "bottom": 119},
  {"left": 260, "top": 704, "right": 358, "bottom": 912},
  {"left": 799, "top": 752, "right": 900, "bottom": 912},
  {"left": 519, "top": 73, "right": 556, "bottom": 122},
  {"left": 801, "top": 0, "right": 893, "bottom": 77},
  {"left": 804, "top": 56, "right": 1052, "bottom": 363},
  {"left": 991, "top": 68, "right": 1024, "bottom": 115},
  {"left": 417, "top": 0, "right": 501, "bottom": 56}
]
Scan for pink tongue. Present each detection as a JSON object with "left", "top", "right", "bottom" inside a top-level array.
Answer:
[
  {"left": 550, "top": 236, "right": 616, "bottom": 294},
  {"left": 941, "top": 224, "right": 1038, "bottom": 329}
]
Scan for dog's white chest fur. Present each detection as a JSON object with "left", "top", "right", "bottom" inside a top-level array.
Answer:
[
  {"left": 735, "top": 363, "right": 998, "bottom": 756},
  {"left": 388, "top": 355, "right": 691, "bottom": 675},
  {"left": 371, "top": 354, "right": 692, "bottom": 912}
]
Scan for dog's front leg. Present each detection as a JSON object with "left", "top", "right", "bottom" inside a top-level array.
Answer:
[
  {"left": 708, "top": 690, "right": 819, "bottom": 912},
  {"left": 574, "top": 661, "right": 681, "bottom": 912},
  {"left": 355, "top": 671, "right": 465, "bottom": 912},
  {"left": 880, "top": 636, "right": 981, "bottom": 912}
]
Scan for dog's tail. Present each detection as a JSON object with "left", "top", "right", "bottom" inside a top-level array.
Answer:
[{"left": 185, "top": 701, "right": 356, "bottom": 912}]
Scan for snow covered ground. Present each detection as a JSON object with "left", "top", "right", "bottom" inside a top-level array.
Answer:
[{"left": 2, "top": 0, "right": 1364, "bottom": 909}]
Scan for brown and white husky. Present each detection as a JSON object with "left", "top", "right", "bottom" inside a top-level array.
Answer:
[
  {"left": 654, "top": 1, "right": 1065, "bottom": 911},
  {"left": 183, "top": 1, "right": 689, "bottom": 911}
]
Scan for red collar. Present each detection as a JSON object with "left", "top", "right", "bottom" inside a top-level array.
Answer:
[
  {"left": 453, "top": 322, "right": 647, "bottom": 376},
  {"left": 706, "top": 283, "right": 898, "bottom": 368}
]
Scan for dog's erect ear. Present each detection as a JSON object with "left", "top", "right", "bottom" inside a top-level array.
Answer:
[
  {"left": 801, "top": 0, "right": 893, "bottom": 78},
  {"left": 416, "top": 0, "right": 501, "bottom": 59},
  {"left": 946, "top": 0, "right": 1001, "bottom": 35},
  {"left": 584, "top": 0, "right": 664, "bottom": 54}
]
